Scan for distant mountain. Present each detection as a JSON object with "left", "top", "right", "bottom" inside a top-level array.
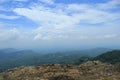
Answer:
[
  {"left": 24, "top": 48, "right": 111, "bottom": 65},
  {"left": 93, "top": 50, "right": 120, "bottom": 64},
  {"left": 0, "top": 48, "right": 18, "bottom": 53},
  {"left": 0, "top": 49, "right": 42, "bottom": 72},
  {"left": 0, "top": 48, "right": 112, "bottom": 72},
  {"left": 78, "top": 48, "right": 112, "bottom": 57},
  {"left": 0, "top": 48, "right": 20, "bottom": 58}
]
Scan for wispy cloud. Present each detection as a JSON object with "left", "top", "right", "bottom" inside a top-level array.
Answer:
[
  {"left": 40, "top": 0, "right": 54, "bottom": 4},
  {"left": 0, "top": 0, "right": 120, "bottom": 49},
  {"left": 0, "top": 14, "right": 19, "bottom": 19},
  {"left": 97, "top": 0, "right": 120, "bottom": 9},
  {"left": 0, "top": 0, "right": 28, "bottom": 3},
  {"left": 13, "top": 0, "right": 120, "bottom": 40},
  {"left": 14, "top": 0, "right": 28, "bottom": 2}
]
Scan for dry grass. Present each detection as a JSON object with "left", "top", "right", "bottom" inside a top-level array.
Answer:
[{"left": 2, "top": 61, "right": 120, "bottom": 80}]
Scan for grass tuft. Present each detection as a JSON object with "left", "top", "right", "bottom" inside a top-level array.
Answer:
[{"left": 0, "top": 75, "right": 3, "bottom": 80}]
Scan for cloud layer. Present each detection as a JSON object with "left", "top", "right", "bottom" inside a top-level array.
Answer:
[{"left": 0, "top": 0, "right": 120, "bottom": 50}]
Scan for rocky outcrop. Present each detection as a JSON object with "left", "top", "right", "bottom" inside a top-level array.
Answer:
[{"left": 2, "top": 61, "right": 120, "bottom": 80}]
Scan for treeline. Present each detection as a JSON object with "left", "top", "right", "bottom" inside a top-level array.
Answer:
[
  {"left": 0, "top": 49, "right": 119, "bottom": 72},
  {"left": 71, "top": 50, "right": 120, "bottom": 65}
]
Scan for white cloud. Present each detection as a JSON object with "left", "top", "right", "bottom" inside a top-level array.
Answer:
[
  {"left": 0, "top": 0, "right": 120, "bottom": 49},
  {"left": 14, "top": 0, "right": 28, "bottom": 2},
  {"left": 0, "top": 14, "right": 19, "bottom": 19},
  {"left": 13, "top": 5, "right": 82, "bottom": 40},
  {"left": 14, "top": 6, "right": 80, "bottom": 28},
  {"left": 13, "top": 0, "right": 120, "bottom": 41},
  {"left": 0, "top": 0, "right": 28, "bottom": 3},
  {"left": 14, "top": 0, "right": 120, "bottom": 25},
  {"left": 103, "top": 34, "right": 118, "bottom": 39},
  {"left": 0, "top": 22, "right": 4, "bottom": 28},
  {"left": 66, "top": 3, "right": 120, "bottom": 24},
  {"left": 39, "top": 0, "right": 54, "bottom": 4},
  {"left": 0, "top": 25, "right": 120, "bottom": 49},
  {"left": 0, "top": 28, "right": 19, "bottom": 42},
  {"left": 97, "top": 0, "right": 120, "bottom": 9}
]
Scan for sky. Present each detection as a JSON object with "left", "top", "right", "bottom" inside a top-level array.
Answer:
[{"left": 0, "top": 0, "right": 120, "bottom": 51}]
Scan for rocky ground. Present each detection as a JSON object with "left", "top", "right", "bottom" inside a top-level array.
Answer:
[{"left": 1, "top": 61, "right": 120, "bottom": 80}]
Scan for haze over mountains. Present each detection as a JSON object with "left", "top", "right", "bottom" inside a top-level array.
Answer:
[
  {"left": 1, "top": 50, "right": 120, "bottom": 80},
  {"left": 0, "top": 48, "right": 112, "bottom": 72}
]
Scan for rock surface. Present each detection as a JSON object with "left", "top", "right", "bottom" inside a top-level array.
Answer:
[{"left": 2, "top": 61, "right": 120, "bottom": 80}]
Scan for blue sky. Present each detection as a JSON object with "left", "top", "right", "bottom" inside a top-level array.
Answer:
[{"left": 0, "top": 0, "right": 120, "bottom": 51}]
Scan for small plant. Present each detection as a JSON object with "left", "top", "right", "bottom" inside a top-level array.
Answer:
[
  {"left": 0, "top": 75, "right": 3, "bottom": 80},
  {"left": 104, "top": 77, "right": 113, "bottom": 80}
]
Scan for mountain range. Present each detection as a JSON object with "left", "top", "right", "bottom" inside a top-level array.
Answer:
[
  {"left": 0, "top": 48, "right": 112, "bottom": 72},
  {"left": 0, "top": 49, "right": 120, "bottom": 80}
]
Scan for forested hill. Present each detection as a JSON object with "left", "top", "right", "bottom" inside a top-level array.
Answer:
[
  {"left": 69, "top": 50, "right": 120, "bottom": 65},
  {"left": 0, "top": 48, "right": 111, "bottom": 72},
  {"left": 93, "top": 50, "right": 120, "bottom": 64},
  {"left": 0, "top": 49, "right": 120, "bottom": 80}
]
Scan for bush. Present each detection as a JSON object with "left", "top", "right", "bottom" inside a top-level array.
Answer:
[{"left": 49, "top": 75, "right": 75, "bottom": 80}]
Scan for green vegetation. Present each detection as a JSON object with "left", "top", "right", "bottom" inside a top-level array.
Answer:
[
  {"left": 1, "top": 48, "right": 119, "bottom": 73},
  {"left": 0, "top": 75, "right": 3, "bottom": 80},
  {"left": 104, "top": 77, "right": 113, "bottom": 80},
  {"left": 49, "top": 75, "right": 75, "bottom": 80},
  {"left": 93, "top": 50, "right": 120, "bottom": 64},
  {"left": 1, "top": 49, "right": 120, "bottom": 80},
  {"left": 0, "top": 48, "right": 110, "bottom": 72},
  {"left": 68, "top": 56, "right": 93, "bottom": 65},
  {"left": 67, "top": 50, "right": 120, "bottom": 65}
]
